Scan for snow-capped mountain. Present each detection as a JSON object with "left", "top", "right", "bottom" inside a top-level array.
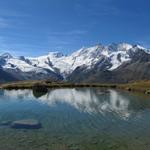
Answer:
[{"left": 0, "top": 43, "right": 150, "bottom": 83}]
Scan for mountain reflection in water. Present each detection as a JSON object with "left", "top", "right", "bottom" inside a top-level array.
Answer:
[{"left": 2, "top": 88, "right": 133, "bottom": 119}]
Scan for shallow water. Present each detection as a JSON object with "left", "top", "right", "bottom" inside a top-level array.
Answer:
[{"left": 0, "top": 88, "right": 150, "bottom": 150}]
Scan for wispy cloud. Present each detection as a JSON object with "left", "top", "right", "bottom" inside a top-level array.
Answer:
[
  {"left": 47, "top": 29, "right": 88, "bottom": 49},
  {"left": 50, "top": 30, "right": 88, "bottom": 36},
  {"left": 48, "top": 35, "right": 71, "bottom": 47},
  {"left": 0, "top": 8, "right": 30, "bottom": 18},
  {"left": 0, "top": 8, "right": 31, "bottom": 30},
  {"left": 0, "top": 36, "right": 7, "bottom": 48},
  {"left": 0, "top": 18, "right": 9, "bottom": 28},
  {"left": 74, "top": 0, "right": 119, "bottom": 17},
  {"left": 0, "top": 36, "right": 43, "bottom": 56}
]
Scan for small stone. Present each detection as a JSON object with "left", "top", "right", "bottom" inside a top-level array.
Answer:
[
  {"left": 126, "top": 87, "right": 131, "bottom": 91},
  {"left": 145, "top": 90, "right": 150, "bottom": 94},
  {"left": 11, "top": 119, "right": 42, "bottom": 129}
]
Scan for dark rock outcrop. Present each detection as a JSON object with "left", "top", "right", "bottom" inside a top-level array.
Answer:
[{"left": 0, "top": 68, "right": 17, "bottom": 83}]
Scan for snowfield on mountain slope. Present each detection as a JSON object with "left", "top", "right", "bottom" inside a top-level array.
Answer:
[
  {"left": 0, "top": 43, "right": 149, "bottom": 77},
  {"left": 1, "top": 56, "right": 51, "bottom": 74}
]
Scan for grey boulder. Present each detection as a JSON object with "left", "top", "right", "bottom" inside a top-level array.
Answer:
[{"left": 11, "top": 119, "right": 42, "bottom": 129}]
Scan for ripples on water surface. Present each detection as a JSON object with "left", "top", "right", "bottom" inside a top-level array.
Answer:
[{"left": 0, "top": 88, "right": 150, "bottom": 150}]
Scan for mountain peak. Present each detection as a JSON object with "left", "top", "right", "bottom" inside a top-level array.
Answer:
[
  {"left": 48, "top": 51, "right": 64, "bottom": 58},
  {"left": 107, "top": 43, "right": 133, "bottom": 52},
  {"left": 0, "top": 53, "right": 13, "bottom": 59},
  {"left": 133, "top": 44, "right": 145, "bottom": 50}
]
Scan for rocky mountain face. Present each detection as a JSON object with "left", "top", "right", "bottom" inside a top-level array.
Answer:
[
  {"left": 0, "top": 67, "right": 17, "bottom": 83},
  {"left": 0, "top": 43, "right": 150, "bottom": 83}
]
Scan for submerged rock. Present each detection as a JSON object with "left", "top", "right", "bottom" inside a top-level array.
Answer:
[{"left": 11, "top": 119, "right": 42, "bottom": 129}]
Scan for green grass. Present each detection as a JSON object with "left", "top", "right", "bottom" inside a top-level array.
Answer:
[{"left": 118, "top": 80, "right": 150, "bottom": 94}]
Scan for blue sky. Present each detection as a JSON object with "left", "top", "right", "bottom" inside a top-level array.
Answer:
[{"left": 0, "top": 0, "right": 150, "bottom": 56}]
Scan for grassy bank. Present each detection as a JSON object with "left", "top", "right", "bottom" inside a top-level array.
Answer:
[
  {"left": 0, "top": 80, "right": 150, "bottom": 95},
  {"left": 118, "top": 80, "right": 150, "bottom": 94},
  {"left": 0, "top": 80, "right": 117, "bottom": 90}
]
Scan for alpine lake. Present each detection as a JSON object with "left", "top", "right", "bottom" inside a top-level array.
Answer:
[{"left": 0, "top": 88, "right": 150, "bottom": 150}]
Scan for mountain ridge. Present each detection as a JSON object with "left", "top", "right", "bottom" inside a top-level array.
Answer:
[{"left": 0, "top": 43, "right": 150, "bottom": 83}]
